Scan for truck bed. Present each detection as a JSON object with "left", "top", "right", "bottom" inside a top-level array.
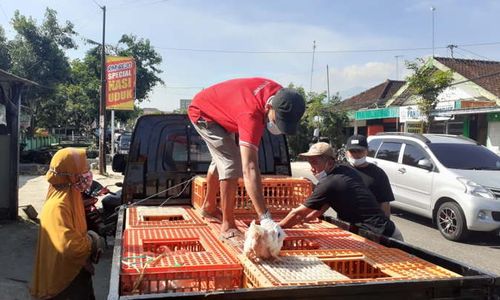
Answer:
[{"left": 108, "top": 208, "right": 500, "bottom": 300}]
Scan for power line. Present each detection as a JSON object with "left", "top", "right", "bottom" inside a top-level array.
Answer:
[
  {"left": 449, "top": 70, "right": 500, "bottom": 88},
  {"left": 456, "top": 46, "right": 490, "bottom": 60},
  {"left": 91, "top": 0, "right": 104, "bottom": 9},
  {"left": 152, "top": 41, "right": 500, "bottom": 55},
  {"left": 108, "top": 0, "right": 171, "bottom": 9},
  {"left": 0, "top": 3, "right": 9, "bottom": 20}
]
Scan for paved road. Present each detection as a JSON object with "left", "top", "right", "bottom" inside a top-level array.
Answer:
[{"left": 291, "top": 161, "right": 500, "bottom": 276}]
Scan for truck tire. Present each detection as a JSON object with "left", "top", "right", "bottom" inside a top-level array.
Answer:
[{"left": 436, "top": 201, "right": 469, "bottom": 242}]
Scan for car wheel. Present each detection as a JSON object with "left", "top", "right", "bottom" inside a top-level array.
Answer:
[{"left": 436, "top": 202, "right": 469, "bottom": 242}]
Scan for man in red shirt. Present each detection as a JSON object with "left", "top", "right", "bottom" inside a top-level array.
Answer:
[{"left": 188, "top": 77, "right": 305, "bottom": 239}]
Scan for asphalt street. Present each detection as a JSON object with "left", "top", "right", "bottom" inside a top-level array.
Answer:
[{"left": 291, "top": 161, "right": 500, "bottom": 276}]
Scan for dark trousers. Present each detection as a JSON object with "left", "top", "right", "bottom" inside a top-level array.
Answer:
[{"left": 50, "top": 268, "right": 95, "bottom": 300}]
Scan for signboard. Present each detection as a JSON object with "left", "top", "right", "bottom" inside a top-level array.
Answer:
[
  {"left": 405, "top": 121, "right": 424, "bottom": 133},
  {"left": 354, "top": 107, "right": 399, "bottom": 121},
  {"left": 399, "top": 105, "right": 425, "bottom": 123},
  {"left": 105, "top": 56, "right": 136, "bottom": 110}
]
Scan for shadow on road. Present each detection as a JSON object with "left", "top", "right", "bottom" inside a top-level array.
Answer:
[{"left": 392, "top": 208, "right": 500, "bottom": 247}]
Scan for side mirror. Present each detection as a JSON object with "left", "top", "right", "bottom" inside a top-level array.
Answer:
[
  {"left": 417, "top": 158, "right": 433, "bottom": 171},
  {"left": 112, "top": 154, "right": 127, "bottom": 173}
]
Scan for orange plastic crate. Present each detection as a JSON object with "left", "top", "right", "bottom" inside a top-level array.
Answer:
[
  {"left": 191, "top": 175, "right": 313, "bottom": 214},
  {"left": 120, "top": 227, "right": 243, "bottom": 295},
  {"left": 125, "top": 206, "right": 206, "bottom": 229},
  {"left": 361, "top": 248, "right": 461, "bottom": 279},
  {"left": 241, "top": 255, "right": 349, "bottom": 288},
  {"left": 234, "top": 212, "right": 339, "bottom": 231},
  {"left": 281, "top": 229, "right": 384, "bottom": 252}
]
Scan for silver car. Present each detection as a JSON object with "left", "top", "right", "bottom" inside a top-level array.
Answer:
[{"left": 367, "top": 133, "right": 500, "bottom": 241}]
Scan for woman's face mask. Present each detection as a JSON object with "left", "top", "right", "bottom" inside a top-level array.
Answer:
[{"left": 73, "top": 170, "right": 93, "bottom": 192}]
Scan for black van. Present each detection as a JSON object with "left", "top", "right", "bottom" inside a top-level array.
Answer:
[{"left": 112, "top": 114, "right": 292, "bottom": 205}]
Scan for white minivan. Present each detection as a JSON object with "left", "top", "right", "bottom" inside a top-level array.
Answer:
[{"left": 367, "top": 133, "right": 500, "bottom": 241}]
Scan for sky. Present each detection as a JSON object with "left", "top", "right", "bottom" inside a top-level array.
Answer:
[{"left": 1, "top": 0, "right": 500, "bottom": 112}]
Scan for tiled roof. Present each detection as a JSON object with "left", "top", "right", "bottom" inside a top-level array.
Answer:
[
  {"left": 392, "top": 57, "right": 500, "bottom": 106},
  {"left": 435, "top": 57, "right": 500, "bottom": 98},
  {"left": 337, "top": 80, "right": 405, "bottom": 111}
]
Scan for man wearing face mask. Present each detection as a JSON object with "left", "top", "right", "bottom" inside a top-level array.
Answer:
[
  {"left": 279, "top": 142, "right": 403, "bottom": 241},
  {"left": 346, "top": 134, "right": 394, "bottom": 218},
  {"left": 188, "top": 78, "right": 305, "bottom": 239}
]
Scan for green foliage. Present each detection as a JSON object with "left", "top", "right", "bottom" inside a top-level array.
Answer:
[
  {"left": 0, "top": 27, "right": 11, "bottom": 70},
  {"left": 8, "top": 8, "right": 77, "bottom": 131},
  {"left": 406, "top": 58, "right": 454, "bottom": 132},
  {"left": 114, "top": 34, "right": 164, "bottom": 101},
  {"left": 1, "top": 8, "right": 164, "bottom": 135},
  {"left": 286, "top": 84, "right": 349, "bottom": 158}
]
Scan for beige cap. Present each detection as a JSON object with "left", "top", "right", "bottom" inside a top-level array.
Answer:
[{"left": 299, "top": 142, "right": 336, "bottom": 159}]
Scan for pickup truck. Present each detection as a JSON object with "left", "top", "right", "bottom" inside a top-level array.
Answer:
[{"left": 108, "top": 114, "right": 500, "bottom": 300}]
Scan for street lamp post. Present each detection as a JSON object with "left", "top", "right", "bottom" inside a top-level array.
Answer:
[{"left": 431, "top": 6, "right": 436, "bottom": 57}]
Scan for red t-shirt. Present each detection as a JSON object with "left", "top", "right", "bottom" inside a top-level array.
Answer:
[{"left": 188, "top": 78, "right": 282, "bottom": 150}]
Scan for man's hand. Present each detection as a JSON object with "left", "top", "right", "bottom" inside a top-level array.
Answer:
[{"left": 87, "top": 230, "right": 105, "bottom": 264}]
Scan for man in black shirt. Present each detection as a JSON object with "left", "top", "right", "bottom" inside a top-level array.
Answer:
[
  {"left": 345, "top": 134, "right": 394, "bottom": 218},
  {"left": 279, "top": 142, "right": 403, "bottom": 240}
]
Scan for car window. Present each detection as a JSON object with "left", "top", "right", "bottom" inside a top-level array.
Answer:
[
  {"left": 375, "top": 142, "right": 401, "bottom": 162},
  {"left": 368, "top": 139, "right": 382, "bottom": 157},
  {"left": 429, "top": 143, "right": 500, "bottom": 170},
  {"left": 402, "top": 144, "right": 428, "bottom": 168}
]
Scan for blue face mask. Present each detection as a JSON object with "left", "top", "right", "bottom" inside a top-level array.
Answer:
[
  {"left": 267, "top": 121, "right": 282, "bottom": 135},
  {"left": 314, "top": 170, "right": 328, "bottom": 181}
]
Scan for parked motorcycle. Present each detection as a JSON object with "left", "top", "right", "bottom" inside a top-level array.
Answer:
[{"left": 82, "top": 181, "right": 121, "bottom": 240}]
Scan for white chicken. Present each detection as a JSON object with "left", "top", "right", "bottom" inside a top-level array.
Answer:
[{"left": 243, "top": 220, "right": 285, "bottom": 260}]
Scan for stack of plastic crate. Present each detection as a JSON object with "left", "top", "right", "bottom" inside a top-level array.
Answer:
[
  {"left": 191, "top": 175, "right": 313, "bottom": 215},
  {"left": 120, "top": 226, "right": 243, "bottom": 295}
]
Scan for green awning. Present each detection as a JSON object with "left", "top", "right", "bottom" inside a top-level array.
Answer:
[{"left": 354, "top": 107, "right": 399, "bottom": 120}]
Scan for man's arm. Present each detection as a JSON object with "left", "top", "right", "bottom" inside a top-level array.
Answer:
[
  {"left": 240, "top": 145, "right": 266, "bottom": 216},
  {"left": 380, "top": 202, "right": 391, "bottom": 218},
  {"left": 304, "top": 204, "right": 330, "bottom": 222},
  {"left": 279, "top": 205, "right": 316, "bottom": 228}
]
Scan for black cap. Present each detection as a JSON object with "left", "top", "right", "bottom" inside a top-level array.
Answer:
[
  {"left": 346, "top": 134, "right": 368, "bottom": 150},
  {"left": 272, "top": 88, "right": 306, "bottom": 135}
]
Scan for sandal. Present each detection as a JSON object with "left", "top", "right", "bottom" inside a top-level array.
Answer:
[
  {"left": 200, "top": 209, "right": 222, "bottom": 223},
  {"left": 219, "top": 228, "right": 243, "bottom": 240}
]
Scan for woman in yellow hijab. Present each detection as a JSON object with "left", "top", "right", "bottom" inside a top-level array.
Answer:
[{"left": 31, "top": 148, "right": 99, "bottom": 299}]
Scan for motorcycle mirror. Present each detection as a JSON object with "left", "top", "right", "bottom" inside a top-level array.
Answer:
[{"left": 115, "top": 182, "right": 123, "bottom": 187}]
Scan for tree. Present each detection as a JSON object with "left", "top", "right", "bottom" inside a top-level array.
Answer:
[
  {"left": 406, "top": 58, "right": 453, "bottom": 132},
  {"left": 8, "top": 8, "right": 77, "bottom": 132},
  {"left": 287, "top": 85, "right": 348, "bottom": 158},
  {"left": 0, "top": 27, "right": 11, "bottom": 70}
]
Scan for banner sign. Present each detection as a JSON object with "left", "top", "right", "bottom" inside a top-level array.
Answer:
[
  {"left": 105, "top": 56, "right": 136, "bottom": 110},
  {"left": 399, "top": 105, "right": 425, "bottom": 123}
]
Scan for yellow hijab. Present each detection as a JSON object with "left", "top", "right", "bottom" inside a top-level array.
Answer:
[{"left": 31, "top": 148, "right": 92, "bottom": 299}]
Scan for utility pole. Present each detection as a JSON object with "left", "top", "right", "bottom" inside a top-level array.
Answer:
[
  {"left": 98, "top": 5, "right": 107, "bottom": 175},
  {"left": 326, "top": 65, "right": 331, "bottom": 101},
  {"left": 447, "top": 44, "right": 457, "bottom": 58},
  {"left": 395, "top": 55, "right": 403, "bottom": 80},
  {"left": 309, "top": 40, "right": 316, "bottom": 94},
  {"left": 431, "top": 6, "right": 436, "bottom": 57}
]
